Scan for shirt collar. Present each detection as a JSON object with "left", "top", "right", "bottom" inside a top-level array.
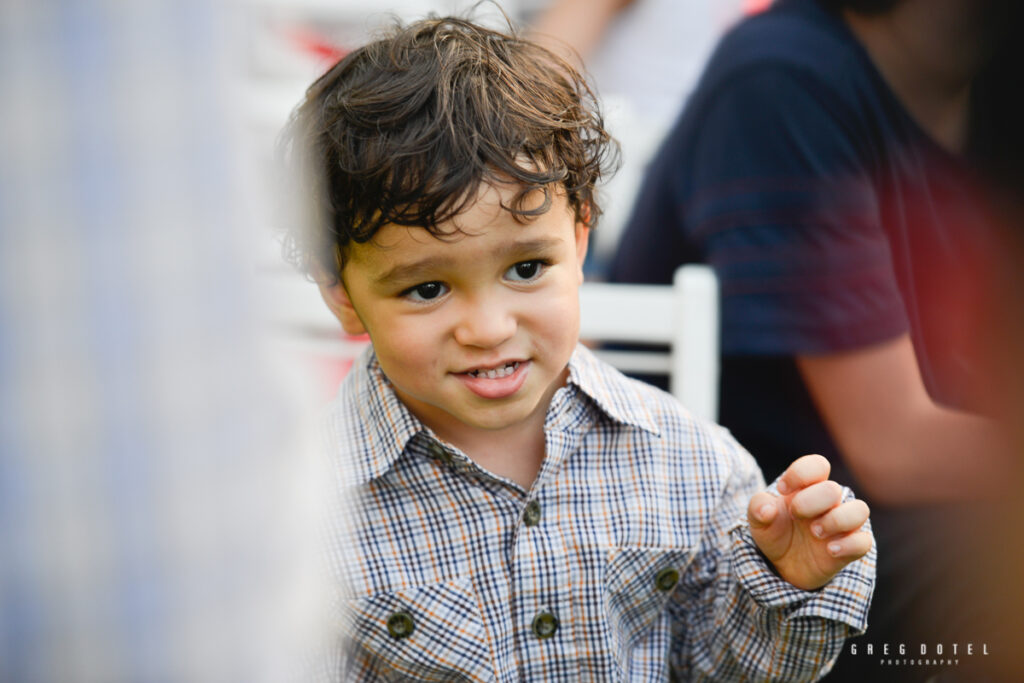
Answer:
[
  {"left": 344, "top": 348, "right": 425, "bottom": 484},
  {"left": 342, "top": 343, "right": 660, "bottom": 484},
  {"left": 565, "top": 345, "right": 660, "bottom": 436}
]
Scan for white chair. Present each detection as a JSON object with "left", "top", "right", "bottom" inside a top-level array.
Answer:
[
  {"left": 263, "top": 263, "right": 719, "bottom": 421},
  {"left": 579, "top": 265, "right": 719, "bottom": 422}
]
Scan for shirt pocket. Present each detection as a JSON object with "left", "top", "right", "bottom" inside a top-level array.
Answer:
[
  {"left": 604, "top": 546, "right": 693, "bottom": 661},
  {"left": 346, "top": 576, "right": 497, "bottom": 682}
]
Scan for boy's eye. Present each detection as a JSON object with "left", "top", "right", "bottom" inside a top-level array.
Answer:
[
  {"left": 403, "top": 281, "right": 448, "bottom": 302},
  {"left": 505, "top": 260, "right": 546, "bottom": 283}
]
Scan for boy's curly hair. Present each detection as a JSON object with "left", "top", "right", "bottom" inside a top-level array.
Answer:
[{"left": 279, "top": 14, "right": 617, "bottom": 284}]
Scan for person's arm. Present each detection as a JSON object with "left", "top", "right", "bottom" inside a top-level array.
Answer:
[
  {"left": 796, "top": 334, "right": 1015, "bottom": 505},
  {"left": 660, "top": 67, "right": 1016, "bottom": 507},
  {"left": 530, "top": 0, "right": 638, "bottom": 65},
  {"left": 673, "top": 430, "right": 874, "bottom": 681}
]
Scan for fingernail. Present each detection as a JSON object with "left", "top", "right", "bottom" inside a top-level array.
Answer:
[
  {"left": 777, "top": 480, "right": 789, "bottom": 494},
  {"left": 828, "top": 543, "right": 841, "bottom": 556},
  {"left": 811, "top": 524, "right": 823, "bottom": 538},
  {"left": 759, "top": 504, "right": 774, "bottom": 520}
]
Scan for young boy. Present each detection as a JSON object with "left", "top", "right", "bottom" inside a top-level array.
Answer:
[{"left": 282, "top": 15, "right": 875, "bottom": 682}]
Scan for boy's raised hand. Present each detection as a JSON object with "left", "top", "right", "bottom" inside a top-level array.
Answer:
[{"left": 747, "top": 455, "right": 872, "bottom": 591}]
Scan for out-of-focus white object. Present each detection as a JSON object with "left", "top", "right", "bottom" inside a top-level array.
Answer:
[
  {"left": 583, "top": 0, "right": 746, "bottom": 124},
  {"left": 242, "top": 0, "right": 528, "bottom": 160},
  {"left": 0, "top": 2, "right": 328, "bottom": 681},
  {"left": 579, "top": 265, "right": 720, "bottom": 422}
]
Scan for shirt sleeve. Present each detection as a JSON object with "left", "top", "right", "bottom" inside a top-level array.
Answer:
[{"left": 670, "top": 428, "right": 876, "bottom": 681}]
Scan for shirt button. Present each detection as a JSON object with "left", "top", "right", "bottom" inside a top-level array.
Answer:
[
  {"left": 522, "top": 500, "right": 542, "bottom": 527},
  {"left": 531, "top": 611, "right": 559, "bottom": 639},
  {"left": 428, "top": 442, "right": 453, "bottom": 464},
  {"left": 655, "top": 567, "right": 680, "bottom": 592},
  {"left": 387, "top": 611, "right": 415, "bottom": 640}
]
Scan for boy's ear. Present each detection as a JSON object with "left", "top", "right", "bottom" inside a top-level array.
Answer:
[
  {"left": 318, "top": 279, "right": 367, "bottom": 336},
  {"left": 574, "top": 221, "right": 591, "bottom": 285}
]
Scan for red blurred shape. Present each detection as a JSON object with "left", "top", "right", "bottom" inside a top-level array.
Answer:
[
  {"left": 743, "top": 0, "right": 773, "bottom": 15},
  {"left": 282, "top": 25, "right": 349, "bottom": 67}
]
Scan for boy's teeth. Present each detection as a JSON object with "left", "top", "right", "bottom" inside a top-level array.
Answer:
[{"left": 471, "top": 362, "right": 518, "bottom": 378}]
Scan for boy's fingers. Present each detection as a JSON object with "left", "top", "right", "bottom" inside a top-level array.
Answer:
[
  {"left": 824, "top": 530, "right": 873, "bottom": 560},
  {"left": 747, "top": 491, "right": 780, "bottom": 528},
  {"left": 776, "top": 454, "right": 830, "bottom": 495},
  {"left": 789, "top": 480, "right": 843, "bottom": 519},
  {"left": 810, "top": 499, "right": 870, "bottom": 539}
]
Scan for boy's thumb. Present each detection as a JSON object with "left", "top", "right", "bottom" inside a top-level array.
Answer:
[{"left": 747, "top": 491, "right": 779, "bottom": 528}]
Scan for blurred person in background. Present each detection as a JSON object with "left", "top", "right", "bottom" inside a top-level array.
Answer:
[
  {"left": 530, "top": 0, "right": 749, "bottom": 270},
  {"left": 610, "top": 0, "right": 1019, "bottom": 679},
  {"left": 0, "top": 2, "right": 328, "bottom": 681},
  {"left": 531, "top": 0, "right": 749, "bottom": 120},
  {"left": 610, "top": 0, "right": 1022, "bottom": 680}
]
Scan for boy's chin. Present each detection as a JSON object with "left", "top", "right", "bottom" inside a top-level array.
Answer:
[
  {"left": 454, "top": 401, "right": 543, "bottom": 432},
  {"left": 455, "top": 371, "right": 569, "bottom": 432}
]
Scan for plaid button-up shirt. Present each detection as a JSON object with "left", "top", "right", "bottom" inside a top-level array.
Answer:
[{"left": 324, "top": 345, "right": 875, "bottom": 681}]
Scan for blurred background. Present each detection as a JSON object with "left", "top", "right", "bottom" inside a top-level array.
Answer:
[
  {"left": 1, "top": 2, "right": 330, "bottom": 681},
  {"left": 2, "top": 1, "right": 1021, "bottom": 681}
]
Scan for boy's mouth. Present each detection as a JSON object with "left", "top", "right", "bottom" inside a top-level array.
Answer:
[
  {"left": 457, "top": 360, "right": 530, "bottom": 400},
  {"left": 466, "top": 361, "right": 520, "bottom": 379}
]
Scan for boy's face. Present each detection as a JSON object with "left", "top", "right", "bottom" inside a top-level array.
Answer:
[{"left": 322, "top": 183, "right": 589, "bottom": 444}]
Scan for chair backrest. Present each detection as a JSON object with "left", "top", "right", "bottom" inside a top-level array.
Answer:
[
  {"left": 265, "top": 264, "right": 719, "bottom": 420},
  {"left": 579, "top": 265, "right": 719, "bottom": 422}
]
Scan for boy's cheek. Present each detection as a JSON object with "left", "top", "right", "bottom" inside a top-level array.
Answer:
[{"left": 373, "top": 321, "right": 443, "bottom": 368}]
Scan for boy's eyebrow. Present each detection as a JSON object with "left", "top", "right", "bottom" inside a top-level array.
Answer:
[
  {"left": 374, "top": 237, "right": 565, "bottom": 285},
  {"left": 374, "top": 255, "right": 456, "bottom": 286}
]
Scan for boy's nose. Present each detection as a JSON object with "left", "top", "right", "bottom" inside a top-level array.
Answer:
[{"left": 452, "top": 298, "right": 516, "bottom": 349}]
